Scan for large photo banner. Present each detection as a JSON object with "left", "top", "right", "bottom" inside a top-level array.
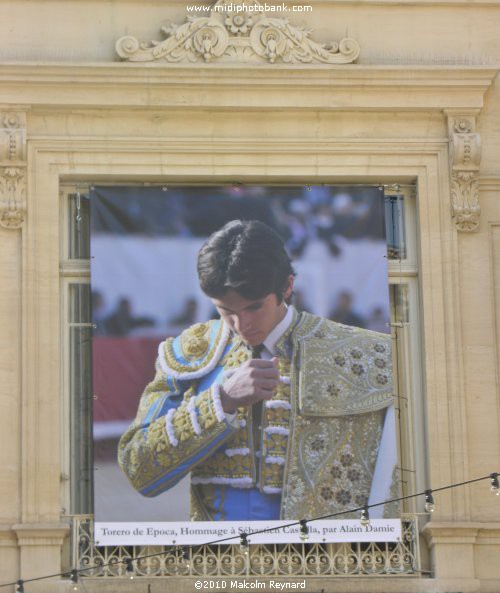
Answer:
[{"left": 91, "top": 185, "right": 399, "bottom": 545}]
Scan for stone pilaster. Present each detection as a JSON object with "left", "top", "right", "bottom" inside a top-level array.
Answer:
[
  {"left": 13, "top": 523, "right": 70, "bottom": 591},
  {"left": 0, "top": 111, "right": 27, "bottom": 229},
  {"left": 447, "top": 113, "right": 481, "bottom": 232}
]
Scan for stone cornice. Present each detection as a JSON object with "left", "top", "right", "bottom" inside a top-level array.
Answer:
[
  {"left": 12, "top": 523, "right": 70, "bottom": 546},
  {"left": 0, "top": 524, "right": 17, "bottom": 547},
  {"left": 0, "top": 63, "right": 496, "bottom": 111},
  {"left": 423, "top": 522, "right": 500, "bottom": 545},
  {"left": 480, "top": 176, "right": 500, "bottom": 190}
]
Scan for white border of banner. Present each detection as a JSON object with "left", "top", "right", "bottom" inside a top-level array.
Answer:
[{"left": 94, "top": 519, "right": 401, "bottom": 546}]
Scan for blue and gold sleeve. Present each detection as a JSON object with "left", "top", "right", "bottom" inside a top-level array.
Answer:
[{"left": 117, "top": 357, "right": 236, "bottom": 497}]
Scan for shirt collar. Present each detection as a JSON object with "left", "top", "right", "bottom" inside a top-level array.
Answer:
[{"left": 263, "top": 305, "right": 294, "bottom": 356}]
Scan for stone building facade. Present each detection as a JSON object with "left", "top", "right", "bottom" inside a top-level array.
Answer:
[{"left": 0, "top": 0, "right": 499, "bottom": 591}]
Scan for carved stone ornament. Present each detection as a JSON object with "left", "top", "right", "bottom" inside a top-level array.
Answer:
[
  {"left": 0, "top": 112, "right": 27, "bottom": 229},
  {"left": 116, "top": 0, "right": 360, "bottom": 64},
  {"left": 0, "top": 113, "right": 26, "bottom": 163},
  {"left": 449, "top": 117, "right": 481, "bottom": 232},
  {"left": 0, "top": 167, "right": 26, "bottom": 229}
]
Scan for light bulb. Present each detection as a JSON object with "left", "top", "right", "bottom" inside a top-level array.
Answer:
[
  {"left": 70, "top": 569, "right": 78, "bottom": 591},
  {"left": 299, "top": 520, "right": 309, "bottom": 542},
  {"left": 239, "top": 533, "right": 249, "bottom": 555},
  {"left": 125, "top": 557, "right": 134, "bottom": 579},
  {"left": 424, "top": 490, "right": 435, "bottom": 513},
  {"left": 360, "top": 507, "right": 370, "bottom": 527},
  {"left": 182, "top": 547, "right": 191, "bottom": 570}
]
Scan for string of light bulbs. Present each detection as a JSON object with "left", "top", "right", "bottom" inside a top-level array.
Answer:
[{"left": 4, "top": 471, "right": 499, "bottom": 591}]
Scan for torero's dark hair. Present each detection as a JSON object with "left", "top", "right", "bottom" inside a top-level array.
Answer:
[{"left": 197, "top": 219, "right": 296, "bottom": 303}]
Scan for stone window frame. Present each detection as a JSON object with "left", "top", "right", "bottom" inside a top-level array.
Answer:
[{"left": 58, "top": 180, "right": 424, "bottom": 568}]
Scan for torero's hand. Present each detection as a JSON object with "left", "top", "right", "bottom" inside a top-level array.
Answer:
[{"left": 219, "top": 357, "right": 280, "bottom": 414}]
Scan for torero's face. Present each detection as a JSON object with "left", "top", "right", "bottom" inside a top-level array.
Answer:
[{"left": 211, "top": 276, "right": 294, "bottom": 347}]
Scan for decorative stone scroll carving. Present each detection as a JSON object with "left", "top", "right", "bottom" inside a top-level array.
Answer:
[
  {"left": 116, "top": 0, "right": 360, "bottom": 64},
  {"left": 448, "top": 116, "right": 481, "bottom": 232},
  {"left": 0, "top": 167, "right": 26, "bottom": 229},
  {"left": 0, "top": 112, "right": 26, "bottom": 229}
]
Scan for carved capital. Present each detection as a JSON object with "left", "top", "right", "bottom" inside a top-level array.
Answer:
[
  {"left": 12, "top": 522, "right": 70, "bottom": 547},
  {"left": 448, "top": 116, "right": 481, "bottom": 232},
  {"left": 0, "top": 166, "right": 26, "bottom": 229},
  {"left": 0, "top": 112, "right": 26, "bottom": 162},
  {"left": 116, "top": 0, "right": 360, "bottom": 65},
  {"left": 0, "top": 111, "right": 26, "bottom": 229}
]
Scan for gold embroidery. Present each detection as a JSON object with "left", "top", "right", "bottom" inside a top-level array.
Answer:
[
  {"left": 279, "top": 313, "right": 395, "bottom": 519},
  {"left": 182, "top": 385, "right": 196, "bottom": 402},
  {"left": 122, "top": 310, "right": 396, "bottom": 521},
  {"left": 298, "top": 320, "right": 393, "bottom": 416},
  {"left": 197, "top": 392, "right": 220, "bottom": 431},
  {"left": 193, "top": 450, "right": 254, "bottom": 480},
  {"left": 282, "top": 408, "right": 387, "bottom": 519},
  {"left": 184, "top": 337, "right": 209, "bottom": 360},
  {"left": 264, "top": 463, "right": 283, "bottom": 488},
  {"left": 220, "top": 341, "right": 252, "bottom": 367},
  {"left": 180, "top": 323, "right": 210, "bottom": 360},
  {"left": 266, "top": 407, "right": 290, "bottom": 425},
  {"left": 119, "top": 386, "right": 232, "bottom": 497},
  {"left": 192, "top": 407, "right": 254, "bottom": 482},
  {"left": 164, "top": 320, "right": 226, "bottom": 373},
  {"left": 192, "top": 323, "right": 209, "bottom": 337},
  {"left": 259, "top": 356, "right": 291, "bottom": 491}
]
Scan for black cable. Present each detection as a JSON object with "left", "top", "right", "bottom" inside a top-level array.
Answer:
[{"left": 1, "top": 471, "right": 498, "bottom": 588}]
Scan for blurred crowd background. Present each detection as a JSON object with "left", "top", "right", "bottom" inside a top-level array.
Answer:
[{"left": 91, "top": 184, "right": 390, "bottom": 338}]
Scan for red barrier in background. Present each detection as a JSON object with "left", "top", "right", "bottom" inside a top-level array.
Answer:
[{"left": 92, "top": 337, "right": 163, "bottom": 425}]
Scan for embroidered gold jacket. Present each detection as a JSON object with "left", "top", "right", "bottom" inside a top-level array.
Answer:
[{"left": 118, "top": 308, "right": 395, "bottom": 520}]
